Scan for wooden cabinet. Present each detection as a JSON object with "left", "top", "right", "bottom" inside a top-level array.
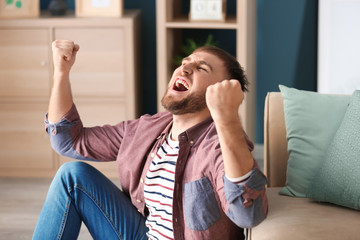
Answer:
[
  {"left": 0, "top": 102, "right": 55, "bottom": 177},
  {"left": 156, "top": 0, "right": 256, "bottom": 140},
  {"left": 0, "top": 10, "right": 141, "bottom": 178},
  {"left": 0, "top": 28, "right": 50, "bottom": 98}
]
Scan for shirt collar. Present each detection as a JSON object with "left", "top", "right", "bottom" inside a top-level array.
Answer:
[{"left": 156, "top": 116, "right": 214, "bottom": 146}]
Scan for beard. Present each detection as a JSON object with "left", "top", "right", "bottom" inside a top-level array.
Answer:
[{"left": 161, "top": 89, "right": 207, "bottom": 115}]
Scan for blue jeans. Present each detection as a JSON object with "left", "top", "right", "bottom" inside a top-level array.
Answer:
[{"left": 33, "top": 161, "right": 148, "bottom": 240}]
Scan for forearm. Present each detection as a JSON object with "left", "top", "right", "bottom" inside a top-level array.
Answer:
[
  {"left": 48, "top": 40, "right": 79, "bottom": 123},
  {"left": 214, "top": 115, "right": 254, "bottom": 178},
  {"left": 206, "top": 80, "right": 254, "bottom": 178},
  {"left": 48, "top": 72, "right": 73, "bottom": 123}
]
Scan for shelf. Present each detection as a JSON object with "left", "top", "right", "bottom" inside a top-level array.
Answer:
[{"left": 165, "top": 16, "right": 237, "bottom": 29}]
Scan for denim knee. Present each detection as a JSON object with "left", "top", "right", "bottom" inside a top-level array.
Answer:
[
  {"left": 54, "top": 161, "right": 94, "bottom": 188},
  {"left": 57, "top": 161, "right": 91, "bottom": 176}
]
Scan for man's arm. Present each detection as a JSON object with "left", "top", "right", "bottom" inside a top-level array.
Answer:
[
  {"left": 48, "top": 40, "right": 79, "bottom": 123},
  {"left": 205, "top": 79, "right": 254, "bottom": 178},
  {"left": 206, "top": 80, "right": 268, "bottom": 228},
  {"left": 45, "top": 40, "right": 125, "bottom": 162}
]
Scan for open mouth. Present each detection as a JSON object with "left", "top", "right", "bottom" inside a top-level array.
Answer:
[{"left": 173, "top": 78, "right": 190, "bottom": 92}]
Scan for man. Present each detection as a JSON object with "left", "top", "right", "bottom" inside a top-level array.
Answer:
[{"left": 33, "top": 40, "right": 268, "bottom": 240}]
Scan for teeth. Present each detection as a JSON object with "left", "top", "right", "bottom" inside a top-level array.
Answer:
[{"left": 175, "top": 79, "right": 189, "bottom": 90}]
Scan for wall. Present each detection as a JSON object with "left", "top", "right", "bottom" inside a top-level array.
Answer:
[
  {"left": 256, "top": 0, "right": 318, "bottom": 142},
  {"left": 318, "top": 0, "right": 360, "bottom": 95},
  {"left": 40, "top": 0, "right": 318, "bottom": 143}
]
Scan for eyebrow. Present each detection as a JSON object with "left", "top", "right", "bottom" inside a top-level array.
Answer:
[{"left": 182, "top": 57, "right": 213, "bottom": 72}]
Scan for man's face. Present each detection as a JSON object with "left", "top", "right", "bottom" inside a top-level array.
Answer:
[{"left": 161, "top": 51, "right": 228, "bottom": 115}]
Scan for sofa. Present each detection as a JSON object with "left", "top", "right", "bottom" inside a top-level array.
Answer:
[{"left": 249, "top": 91, "right": 360, "bottom": 240}]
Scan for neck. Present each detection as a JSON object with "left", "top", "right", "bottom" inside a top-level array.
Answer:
[{"left": 171, "top": 108, "right": 211, "bottom": 140}]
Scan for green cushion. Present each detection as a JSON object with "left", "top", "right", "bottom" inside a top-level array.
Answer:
[
  {"left": 307, "top": 90, "right": 360, "bottom": 209},
  {"left": 279, "top": 85, "right": 351, "bottom": 197}
]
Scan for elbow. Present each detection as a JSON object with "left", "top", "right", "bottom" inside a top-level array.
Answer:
[
  {"left": 227, "top": 196, "right": 268, "bottom": 228},
  {"left": 48, "top": 128, "right": 97, "bottom": 161},
  {"left": 45, "top": 116, "right": 89, "bottom": 160},
  {"left": 50, "top": 133, "right": 75, "bottom": 157},
  {"left": 242, "top": 209, "right": 267, "bottom": 228},
  {"left": 47, "top": 125, "right": 75, "bottom": 157}
]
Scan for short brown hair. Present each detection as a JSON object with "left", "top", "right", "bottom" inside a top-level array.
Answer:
[{"left": 193, "top": 45, "right": 249, "bottom": 92}]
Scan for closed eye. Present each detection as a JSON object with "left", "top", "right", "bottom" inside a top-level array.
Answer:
[{"left": 197, "top": 66, "right": 207, "bottom": 71}]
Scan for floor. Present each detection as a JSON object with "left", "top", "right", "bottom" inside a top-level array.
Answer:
[
  {"left": 0, "top": 145, "right": 264, "bottom": 240},
  {"left": 0, "top": 178, "right": 94, "bottom": 240}
]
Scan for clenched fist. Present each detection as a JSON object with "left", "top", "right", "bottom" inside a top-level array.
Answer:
[
  {"left": 205, "top": 80, "right": 244, "bottom": 123},
  {"left": 52, "top": 40, "right": 80, "bottom": 76}
]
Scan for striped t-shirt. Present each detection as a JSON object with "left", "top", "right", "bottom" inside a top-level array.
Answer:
[
  {"left": 144, "top": 133, "right": 179, "bottom": 240},
  {"left": 144, "top": 132, "right": 253, "bottom": 239}
]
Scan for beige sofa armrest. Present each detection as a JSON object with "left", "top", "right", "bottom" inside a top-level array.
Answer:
[{"left": 264, "top": 92, "right": 288, "bottom": 187}]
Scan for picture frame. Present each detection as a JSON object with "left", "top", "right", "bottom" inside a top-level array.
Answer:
[
  {"left": 0, "top": 0, "right": 39, "bottom": 19},
  {"left": 189, "top": 0, "right": 226, "bottom": 22},
  {"left": 75, "top": 0, "right": 123, "bottom": 18}
]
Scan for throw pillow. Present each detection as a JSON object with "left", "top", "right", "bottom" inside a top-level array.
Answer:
[
  {"left": 307, "top": 90, "right": 360, "bottom": 210},
  {"left": 279, "top": 85, "right": 351, "bottom": 197}
]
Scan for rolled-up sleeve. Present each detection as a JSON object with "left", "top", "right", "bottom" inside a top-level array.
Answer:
[
  {"left": 223, "top": 168, "right": 268, "bottom": 228},
  {"left": 44, "top": 104, "right": 124, "bottom": 162}
]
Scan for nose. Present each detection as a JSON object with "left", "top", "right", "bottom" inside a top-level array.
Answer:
[{"left": 180, "top": 62, "right": 193, "bottom": 76}]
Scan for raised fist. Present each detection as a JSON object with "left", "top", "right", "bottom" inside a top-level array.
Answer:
[
  {"left": 51, "top": 40, "right": 80, "bottom": 75},
  {"left": 205, "top": 79, "right": 244, "bottom": 123}
]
